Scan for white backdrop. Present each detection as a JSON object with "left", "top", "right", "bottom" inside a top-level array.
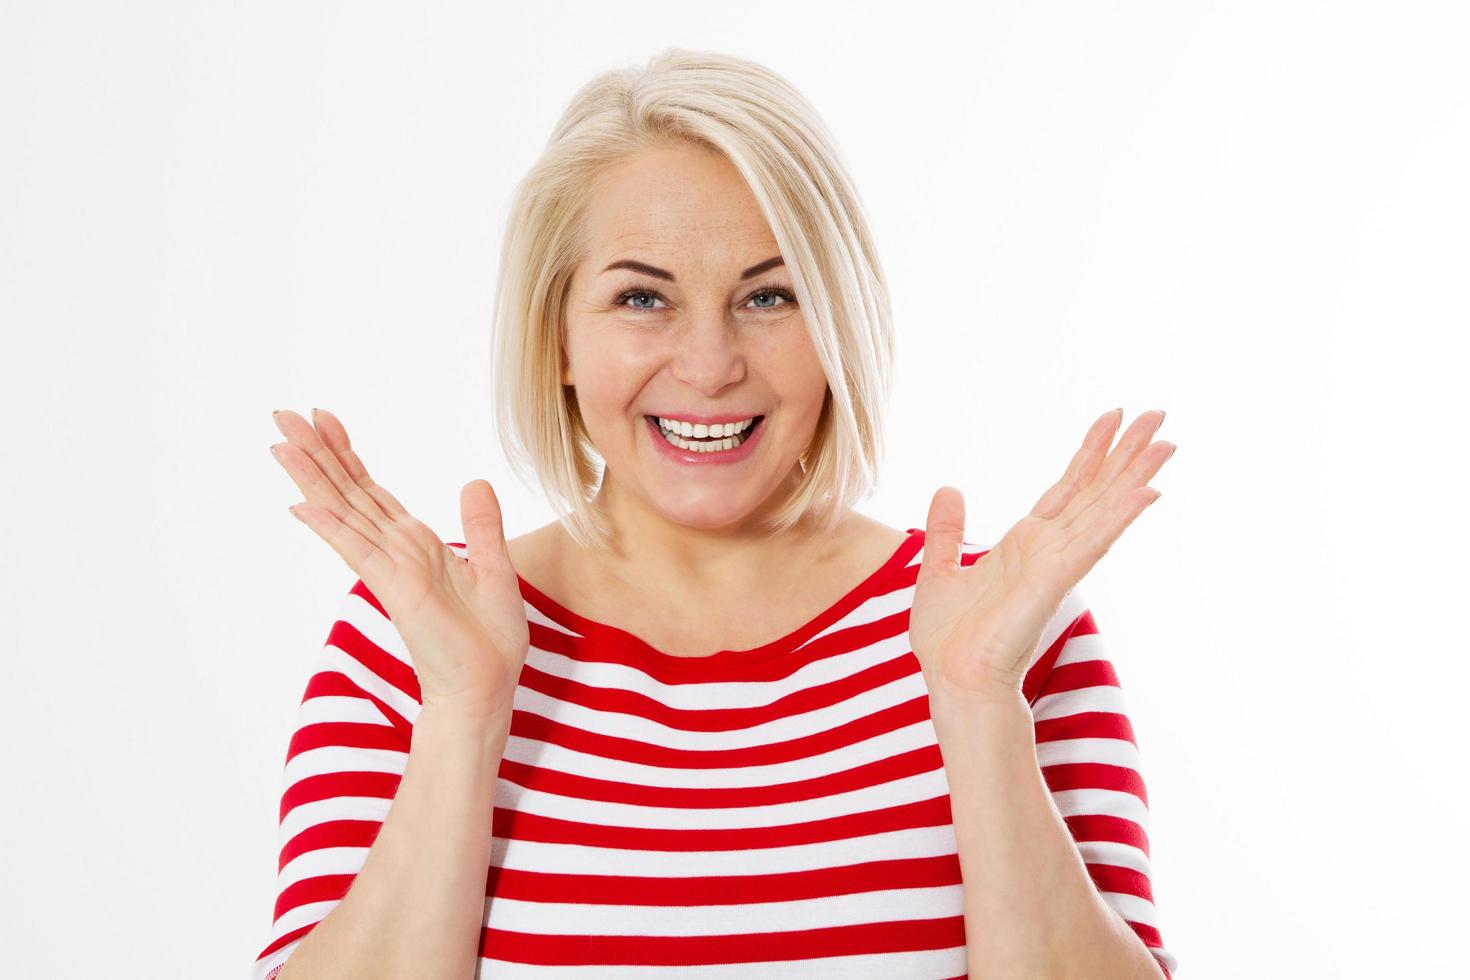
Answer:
[{"left": 3, "top": 2, "right": 1465, "bottom": 977}]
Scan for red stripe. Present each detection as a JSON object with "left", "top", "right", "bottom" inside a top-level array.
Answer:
[
  {"left": 279, "top": 769, "right": 401, "bottom": 823},
  {"left": 278, "top": 817, "right": 387, "bottom": 871},
  {"left": 489, "top": 791, "right": 956, "bottom": 853},
  {"left": 255, "top": 553, "right": 1173, "bottom": 974},
  {"left": 302, "top": 670, "right": 414, "bottom": 741},
  {"left": 478, "top": 915, "right": 967, "bottom": 967},
  {"left": 508, "top": 694, "right": 933, "bottom": 770},
  {"left": 515, "top": 647, "right": 920, "bottom": 732},
  {"left": 486, "top": 853, "right": 963, "bottom": 905},
  {"left": 325, "top": 617, "right": 421, "bottom": 702},
  {"left": 1085, "top": 862, "right": 1157, "bottom": 903},
  {"left": 498, "top": 742, "right": 944, "bottom": 810},
  {"left": 1063, "top": 813, "right": 1152, "bottom": 855},
  {"left": 271, "top": 871, "right": 353, "bottom": 924},
  {"left": 1034, "top": 710, "right": 1137, "bottom": 745},
  {"left": 1039, "top": 761, "right": 1150, "bottom": 805},
  {"left": 1038, "top": 657, "right": 1121, "bottom": 695}
]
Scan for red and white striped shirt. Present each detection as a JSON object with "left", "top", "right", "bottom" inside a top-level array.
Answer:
[{"left": 253, "top": 528, "right": 1176, "bottom": 978}]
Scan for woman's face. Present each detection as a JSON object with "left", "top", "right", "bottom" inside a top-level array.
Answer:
[{"left": 561, "top": 142, "right": 829, "bottom": 531}]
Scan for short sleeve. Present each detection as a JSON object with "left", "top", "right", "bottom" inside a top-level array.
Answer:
[
  {"left": 1020, "top": 587, "right": 1178, "bottom": 978},
  {"left": 250, "top": 580, "right": 423, "bottom": 980}
]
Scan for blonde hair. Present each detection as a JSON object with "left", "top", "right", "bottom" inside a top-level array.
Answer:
[{"left": 491, "top": 47, "right": 894, "bottom": 550}]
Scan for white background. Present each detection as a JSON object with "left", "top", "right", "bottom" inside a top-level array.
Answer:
[{"left": 3, "top": 2, "right": 1465, "bottom": 976}]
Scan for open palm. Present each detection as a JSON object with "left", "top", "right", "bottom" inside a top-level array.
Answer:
[
  {"left": 269, "top": 407, "right": 530, "bottom": 719},
  {"left": 910, "top": 408, "right": 1175, "bottom": 701}
]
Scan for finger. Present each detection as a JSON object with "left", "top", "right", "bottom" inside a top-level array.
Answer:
[
  {"left": 1099, "top": 438, "right": 1176, "bottom": 517},
  {"left": 1061, "top": 436, "right": 1173, "bottom": 572},
  {"left": 461, "top": 479, "right": 513, "bottom": 575},
  {"left": 1029, "top": 408, "right": 1123, "bottom": 520},
  {"left": 273, "top": 409, "right": 393, "bottom": 533},
  {"left": 1059, "top": 409, "right": 1166, "bottom": 529},
  {"left": 270, "top": 440, "right": 381, "bottom": 544},
  {"left": 919, "top": 485, "right": 965, "bottom": 580},
  {"left": 287, "top": 500, "right": 395, "bottom": 588},
  {"left": 1060, "top": 484, "right": 1163, "bottom": 577},
  {"left": 311, "top": 407, "right": 410, "bottom": 519}
]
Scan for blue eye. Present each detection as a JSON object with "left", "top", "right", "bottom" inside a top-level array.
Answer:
[
  {"left": 615, "top": 288, "right": 667, "bottom": 310},
  {"left": 610, "top": 284, "right": 798, "bottom": 312},
  {"left": 747, "top": 288, "right": 797, "bottom": 310}
]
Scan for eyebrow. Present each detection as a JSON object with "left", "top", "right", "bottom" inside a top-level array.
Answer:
[{"left": 600, "top": 255, "right": 785, "bottom": 282}]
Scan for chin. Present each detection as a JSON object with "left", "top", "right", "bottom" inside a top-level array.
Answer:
[{"left": 652, "top": 496, "right": 758, "bottom": 530}]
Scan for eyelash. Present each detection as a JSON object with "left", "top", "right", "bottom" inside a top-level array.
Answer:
[{"left": 612, "top": 283, "right": 798, "bottom": 312}]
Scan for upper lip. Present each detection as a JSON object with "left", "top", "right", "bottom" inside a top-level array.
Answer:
[{"left": 647, "top": 411, "right": 764, "bottom": 426}]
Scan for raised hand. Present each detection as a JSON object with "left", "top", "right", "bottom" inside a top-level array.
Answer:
[
  {"left": 910, "top": 408, "right": 1175, "bottom": 702},
  {"left": 268, "top": 407, "right": 530, "bottom": 722}
]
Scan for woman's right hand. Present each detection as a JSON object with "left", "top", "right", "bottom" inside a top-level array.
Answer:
[{"left": 269, "top": 407, "right": 530, "bottom": 724}]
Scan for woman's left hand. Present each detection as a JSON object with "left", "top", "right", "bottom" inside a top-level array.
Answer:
[{"left": 910, "top": 408, "right": 1176, "bottom": 703}]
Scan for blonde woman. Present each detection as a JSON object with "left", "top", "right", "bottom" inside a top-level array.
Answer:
[{"left": 255, "top": 48, "right": 1177, "bottom": 980}]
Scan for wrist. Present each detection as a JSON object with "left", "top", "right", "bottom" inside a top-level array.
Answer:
[
  {"left": 923, "top": 670, "right": 1032, "bottom": 732},
  {"left": 415, "top": 698, "right": 514, "bottom": 744}
]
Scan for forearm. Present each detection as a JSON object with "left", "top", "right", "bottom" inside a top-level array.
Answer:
[
  {"left": 928, "top": 685, "right": 1165, "bottom": 980},
  {"left": 276, "top": 704, "right": 510, "bottom": 980}
]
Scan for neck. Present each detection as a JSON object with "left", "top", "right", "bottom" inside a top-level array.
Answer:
[{"left": 577, "top": 465, "right": 845, "bottom": 594}]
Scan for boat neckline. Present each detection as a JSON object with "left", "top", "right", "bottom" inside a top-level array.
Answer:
[{"left": 512, "top": 527, "right": 927, "bottom": 668}]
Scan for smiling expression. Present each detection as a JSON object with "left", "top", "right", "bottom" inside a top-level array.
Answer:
[{"left": 560, "top": 141, "right": 830, "bottom": 530}]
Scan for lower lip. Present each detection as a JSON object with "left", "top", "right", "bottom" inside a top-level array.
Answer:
[{"left": 645, "top": 415, "right": 766, "bottom": 466}]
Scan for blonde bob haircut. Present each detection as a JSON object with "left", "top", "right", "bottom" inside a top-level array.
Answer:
[{"left": 491, "top": 47, "right": 894, "bottom": 551}]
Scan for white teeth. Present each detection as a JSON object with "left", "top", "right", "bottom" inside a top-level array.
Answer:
[
  {"left": 652, "top": 415, "right": 758, "bottom": 453},
  {"left": 656, "top": 416, "right": 754, "bottom": 439}
]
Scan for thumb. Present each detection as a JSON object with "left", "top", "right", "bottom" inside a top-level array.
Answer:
[
  {"left": 920, "top": 485, "right": 965, "bottom": 580},
  {"left": 460, "top": 479, "right": 511, "bottom": 573}
]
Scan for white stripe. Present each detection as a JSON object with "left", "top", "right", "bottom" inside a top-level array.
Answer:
[
  {"left": 501, "top": 718, "right": 939, "bottom": 790},
  {"left": 294, "top": 694, "right": 392, "bottom": 728},
  {"left": 807, "top": 580, "right": 916, "bottom": 642},
  {"left": 333, "top": 591, "right": 415, "bottom": 670},
  {"left": 278, "top": 787, "right": 397, "bottom": 842},
  {"left": 1050, "top": 787, "right": 1150, "bottom": 826},
  {"left": 281, "top": 742, "right": 407, "bottom": 790},
  {"left": 1076, "top": 839, "right": 1154, "bottom": 876},
  {"left": 494, "top": 763, "right": 951, "bottom": 833},
  {"left": 1054, "top": 631, "right": 1109, "bottom": 667},
  {"left": 524, "top": 631, "right": 917, "bottom": 711},
  {"left": 265, "top": 896, "right": 340, "bottom": 938},
  {"left": 314, "top": 645, "right": 422, "bottom": 727},
  {"left": 481, "top": 883, "right": 964, "bottom": 936},
  {"left": 508, "top": 670, "right": 930, "bottom": 752},
  {"left": 1100, "top": 889, "right": 1159, "bottom": 928},
  {"left": 1035, "top": 736, "right": 1142, "bottom": 770},
  {"left": 490, "top": 822, "right": 960, "bottom": 877},
  {"left": 274, "top": 844, "right": 373, "bottom": 893},
  {"left": 1032, "top": 684, "right": 1129, "bottom": 722},
  {"left": 476, "top": 945, "right": 967, "bottom": 978}
]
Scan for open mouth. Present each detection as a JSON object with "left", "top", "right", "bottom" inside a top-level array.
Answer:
[{"left": 645, "top": 415, "right": 765, "bottom": 454}]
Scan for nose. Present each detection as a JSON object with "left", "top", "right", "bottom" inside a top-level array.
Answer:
[{"left": 667, "top": 307, "right": 746, "bottom": 395}]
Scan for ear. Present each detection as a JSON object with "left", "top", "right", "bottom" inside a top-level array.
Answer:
[{"left": 560, "top": 342, "right": 573, "bottom": 386}]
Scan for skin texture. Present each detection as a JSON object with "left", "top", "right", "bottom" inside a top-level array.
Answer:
[
  {"left": 506, "top": 140, "right": 911, "bottom": 657},
  {"left": 266, "top": 138, "right": 1177, "bottom": 978}
]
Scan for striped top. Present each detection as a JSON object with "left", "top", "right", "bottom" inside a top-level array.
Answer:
[{"left": 252, "top": 527, "right": 1176, "bottom": 978}]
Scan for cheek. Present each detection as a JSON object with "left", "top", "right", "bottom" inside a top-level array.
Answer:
[
  {"left": 565, "top": 337, "right": 656, "bottom": 421},
  {"left": 763, "top": 323, "right": 829, "bottom": 412}
]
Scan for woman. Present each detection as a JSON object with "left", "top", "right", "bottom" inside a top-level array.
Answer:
[{"left": 255, "top": 48, "right": 1177, "bottom": 979}]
